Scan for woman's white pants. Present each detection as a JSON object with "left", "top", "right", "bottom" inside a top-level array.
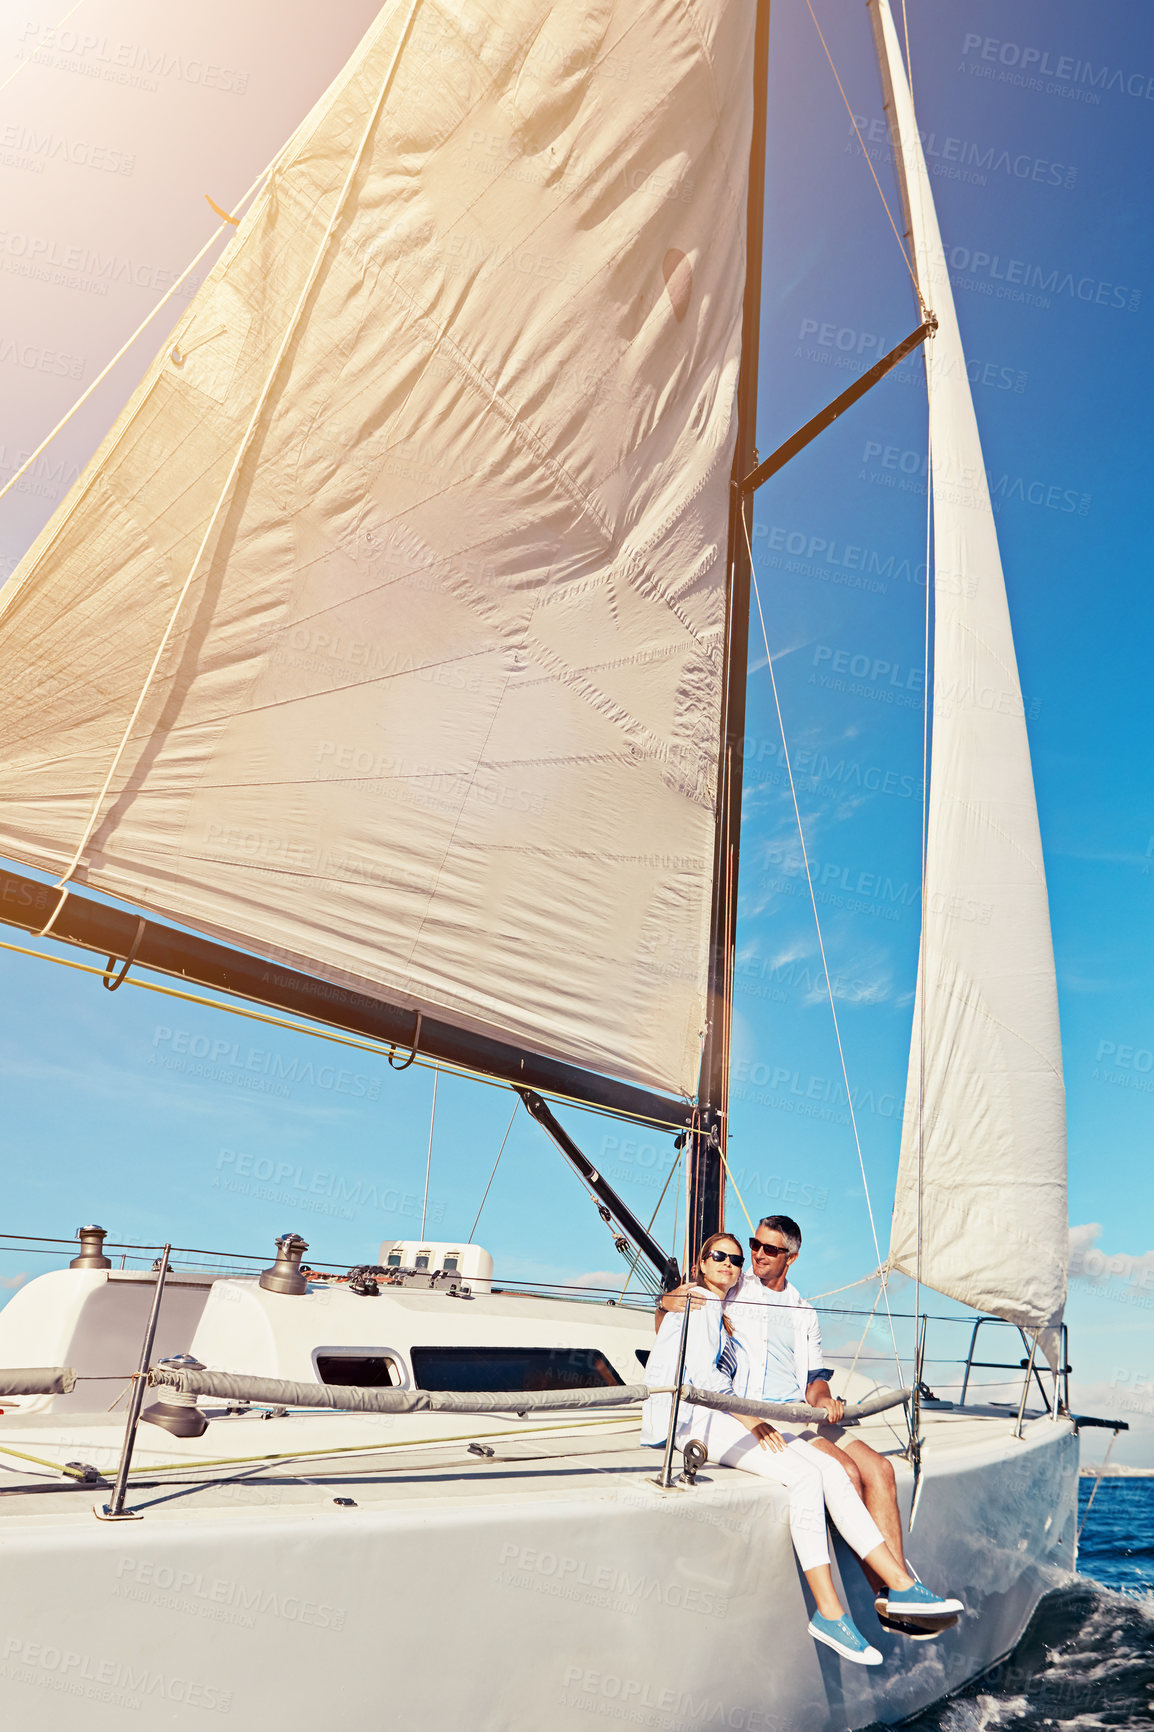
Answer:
[{"left": 691, "top": 1410, "right": 886, "bottom": 1574}]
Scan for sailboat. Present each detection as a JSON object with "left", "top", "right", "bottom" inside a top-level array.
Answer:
[{"left": 0, "top": 0, "right": 1093, "bottom": 1725}]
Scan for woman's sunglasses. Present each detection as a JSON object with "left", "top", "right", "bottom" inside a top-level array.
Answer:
[{"left": 704, "top": 1249, "right": 744, "bottom": 1266}]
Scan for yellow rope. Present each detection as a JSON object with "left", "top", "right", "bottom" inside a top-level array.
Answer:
[
  {"left": 718, "top": 1144, "right": 754, "bottom": 1231},
  {"left": 0, "top": 1413, "right": 637, "bottom": 1482},
  {"left": 0, "top": 933, "right": 684, "bottom": 1134},
  {"left": 0, "top": 1443, "right": 91, "bottom": 1476}
]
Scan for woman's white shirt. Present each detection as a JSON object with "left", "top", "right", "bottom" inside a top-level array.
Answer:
[{"left": 640, "top": 1289, "right": 745, "bottom": 1446}]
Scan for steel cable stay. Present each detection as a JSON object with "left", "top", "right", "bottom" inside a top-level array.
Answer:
[
  {"left": 468, "top": 1099, "right": 521, "bottom": 1243},
  {"left": 543, "top": 1136, "right": 669, "bottom": 1298},
  {"left": 615, "top": 1147, "right": 684, "bottom": 1304},
  {"left": 909, "top": 243, "right": 936, "bottom": 1496},
  {"left": 801, "top": 0, "right": 926, "bottom": 318},
  {"left": 743, "top": 512, "right": 906, "bottom": 1396},
  {"left": 419, "top": 1066, "right": 438, "bottom": 1239}
]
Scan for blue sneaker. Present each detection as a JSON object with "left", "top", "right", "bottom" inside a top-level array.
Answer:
[
  {"left": 880, "top": 1580, "right": 964, "bottom": 1619},
  {"left": 807, "top": 1612, "right": 883, "bottom": 1665}
]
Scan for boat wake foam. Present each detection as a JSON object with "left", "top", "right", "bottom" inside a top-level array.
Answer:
[{"left": 901, "top": 1584, "right": 1154, "bottom": 1730}]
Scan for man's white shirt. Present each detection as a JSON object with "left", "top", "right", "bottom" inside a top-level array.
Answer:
[{"left": 725, "top": 1272, "right": 827, "bottom": 1404}]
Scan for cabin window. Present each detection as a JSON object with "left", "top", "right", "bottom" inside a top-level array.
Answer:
[
  {"left": 415, "top": 1251, "right": 430, "bottom": 1271},
  {"left": 410, "top": 1346, "right": 623, "bottom": 1393},
  {"left": 315, "top": 1353, "right": 401, "bottom": 1388},
  {"left": 443, "top": 1253, "right": 459, "bottom": 1272},
  {"left": 386, "top": 1251, "right": 403, "bottom": 1268}
]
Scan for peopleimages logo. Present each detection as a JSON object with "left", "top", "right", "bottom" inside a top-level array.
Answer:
[
  {"left": 151, "top": 1026, "right": 380, "bottom": 1100},
  {"left": 961, "top": 34, "right": 1154, "bottom": 103},
  {"left": 1, "top": 1635, "right": 230, "bottom": 1713},
  {"left": 16, "top": 20, "right": 249, "bottom": 93},
  {"left": 114, "top": 1558, "right": 346, "bottom": 1631},
  {"left": 940, "top": 244, "right": 1140, "bottom": 313}
]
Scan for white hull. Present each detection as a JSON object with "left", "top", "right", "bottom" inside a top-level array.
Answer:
[{"left": 0, "top": 1404, "right": 1077, "bottom": 1728}]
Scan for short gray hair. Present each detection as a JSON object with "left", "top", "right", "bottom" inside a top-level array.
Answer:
[{"left": 757, "top": 1215, "right": 801, "bottom": 1254}]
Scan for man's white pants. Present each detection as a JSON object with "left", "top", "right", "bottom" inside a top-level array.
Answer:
[{"left": 693, "top": 1409, "right": 886, "bottom": 1574}]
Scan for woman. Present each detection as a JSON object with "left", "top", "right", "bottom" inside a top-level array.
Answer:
[{"left": 643, "top": 1232, "right": 915, "bottom": 1666}]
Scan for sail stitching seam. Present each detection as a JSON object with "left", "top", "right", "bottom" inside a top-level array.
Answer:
[
  {"left": 950, "top": 617, "right": 1030, "bottom": 703},
  {"left": 940, "top": 797, "right": 1048, "bottom": 882},
  {"left": 372, "top": 268, "right": 614, "bottom": 543},
  {"left": 522, "top": 641, "right": 711, "bottom": 791},
  {"left": 924, "top": 970, "right": 1063, "bottom": 1081}
]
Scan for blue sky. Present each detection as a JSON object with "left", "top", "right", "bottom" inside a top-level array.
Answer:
[{"left": 1, "top": 1, "right": 1152, "bottom": 1462}]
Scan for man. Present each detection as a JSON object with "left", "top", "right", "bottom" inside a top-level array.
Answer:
[
  {"left": 661, "top": 1214, "right": 960, "bottom": 1628},
  {"left": 730, "top": 1215, "right": 906, "bottom": 1589}
]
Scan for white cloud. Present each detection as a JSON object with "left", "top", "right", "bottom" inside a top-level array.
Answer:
[
  {"left": 0, "top": 1272, "right": 27, "bottom": 1290},
  {"left": 1068, "top": 1222, "right": 1154, "bottom": 1290}
]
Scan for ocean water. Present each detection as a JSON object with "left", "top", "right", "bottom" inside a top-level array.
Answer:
[{"left": 903, "top": 1478, "right": 1154, "bottom": 1731}]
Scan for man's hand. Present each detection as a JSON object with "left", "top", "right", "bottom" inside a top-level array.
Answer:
[
  {"left": 657, "top": 1282, "right": 706, "bottom": 1314},
  {"left": 805, "top": 1377, "right": 844, "bottom": 1425}
]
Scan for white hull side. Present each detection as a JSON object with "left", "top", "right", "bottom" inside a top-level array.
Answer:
[{"left": 0, "top": 1413, "right": 1077, "bottom": 1730}]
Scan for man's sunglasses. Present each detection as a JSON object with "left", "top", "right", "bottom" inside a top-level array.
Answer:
[
  {"left": 704, "top": 1249, "right": 744, "bottom": 1266},
  {"left": 749, "top": 1237, "right": 792, "bottom": 1257}
]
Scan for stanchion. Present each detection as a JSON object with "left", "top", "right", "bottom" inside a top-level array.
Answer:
[{"left": 95, "top": 1244, "right": 171, "bottom": 1520}]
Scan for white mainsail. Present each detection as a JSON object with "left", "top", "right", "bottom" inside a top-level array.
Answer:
[
  {"left": 873, "top": 0, "right": 1068, "bottom": 1342},
  {"left": 0, "top": 0, "right": 755, "bottom": 1099}
]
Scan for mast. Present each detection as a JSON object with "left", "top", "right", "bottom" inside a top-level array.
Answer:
[{"left": 688, "top": 0, "right": 772, "bottom": 1262}]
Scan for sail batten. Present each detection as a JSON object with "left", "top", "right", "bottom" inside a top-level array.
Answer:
[
  {"left": 0, "top": 0, "right": 756, "bottom": 1099},
  {"left": 872, "top": 0, "right": 1068, "bottom": 1346}
]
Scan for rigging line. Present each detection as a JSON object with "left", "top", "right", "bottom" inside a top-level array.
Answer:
[
  {"left": 671, "top": 1142, "right": 681, "bottom": 1274},
  {"left": 683, "top": 1107, "right": 697, "bottom": 1274},
  {"left": 0, "top": 159, "right": 275, "bottom": 514},
  {"left": 742, "top": 507, "right": 905, "bottom": 1387},
  {"left": 801, "top": 0, "right": 924, "bottom": 315},
  {"left": 0, "top": 0, "right": 87, "bottom": 96},
  {"left": 467, "top": 1099, "right": 519, "bottom": 1242},
  {"left": 846, "top": 1278, "right": 886, "bottom": 1381},
  {"left": 0, "top": 933, "right": 688, "bottom": 1134},
  {"left": 36, "top": 0, "right": 424, "bottom": 941},
  {"left": 911, "top": 294, "right": 935, "bottom": 1427},
  {"left": 717, "top": 1138, "right": 753, "bottom": 1232},
  {"left": 1077, "top": 1430, "right": 1120, "bottom": 1543},
  {"left": 0, "top": 1416, "right": 631, "bottom": 1485},
  {"left": 419, "top": 1065, "right": 438, "bottom": 1239},
  {"left": 615, "top": 1147, "right": 682, "bottom": 1304},
  {"left": 808, "top": 1269, "right": 884, "bottom": 1302}
]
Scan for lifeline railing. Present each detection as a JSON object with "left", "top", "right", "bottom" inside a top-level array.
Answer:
[
  {"left": 0, "top": 1231, "right": 1123, "bottom": 1514},
  {"left": 0, "top": 1355, "right": 913, "bottom": 1519}
]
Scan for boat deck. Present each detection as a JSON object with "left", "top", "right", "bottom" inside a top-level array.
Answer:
[{"left": 0, "top": 1396, "right": 1062, "bottom": 1522}]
